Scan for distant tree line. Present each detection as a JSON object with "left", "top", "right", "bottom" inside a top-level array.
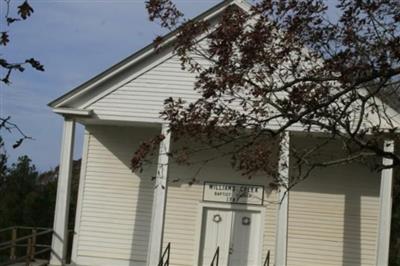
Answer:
[
  {"left": 0, "top": 152, "right": 56, "bottom": 228},
  {"left": 0, "top": 137, "right": 80, "bottom": 230},
  {"left": 0, "top": 136, "right": 80, "bottom": 262}
]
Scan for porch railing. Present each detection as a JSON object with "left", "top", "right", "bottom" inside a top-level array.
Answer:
[
  {"left": 158, "top": 242, "right": 171, "bottom": 266},
  {"left": 0, "top": 226, "right": 53, "bottom": 266},
  {"left": 210, "top": 246, "right": 219, "bottom": 266}
]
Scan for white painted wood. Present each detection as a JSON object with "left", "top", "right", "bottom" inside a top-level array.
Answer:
[
  {"left": 376, "top": 140, "right": 395, "bottom": 266},
  {"left": 286, "top": 135, "right": 381, "bottom": 266},
  {"left": 199, "top": 208, "right": 232, "bottom": 266},
  {"left": 53, "top": 108, "right": 92, "bottom": 116},
  {"left": 195, "top": 203, "right": 267, "bottom": 264},
  {"left": 74, "top": 125, "right": 158, "bottom": 265},
  {"left": 71, "top": 130, "right": 90, "bottom": 263},
  {"left": 80, "top": 54, "right": 174, "bottom": 110},
  {"left": 233, "top": 0, "right": 252, "bottom": 12},
  {"left": 162, "top": 141, "right": 277, "bottom": 266},
  {"left": 275, "top": 131, "right": 290, "bottom": 266},
  {"left": 75, "top": 255, "right": 146, "bottom": 266},
  {"left": 197, "top": 204, "right": 264, "bottom": 266},
  {"left": 86, "top": 54, "right": 343, "bottom": 132},
  {"left": 66, "top": 127, "right": 383, "bottom": 266},
  {"left": 146, "top": 124, "right": 171, "bottom": 266},
  {"left": 193, "top": 204, "right": 206, "bottom": 266},
  {"left": 89, "top": 57, "right": 199, "bottom": 123},
  {"left": 50, "top": 118, "right": 76, "bottom": 266},
  {"left": 229, "top": 210, "right": 262, "bottom": 266}
]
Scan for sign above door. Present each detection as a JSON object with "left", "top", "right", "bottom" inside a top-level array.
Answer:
[{"left": 203, "top": 182, "right": 264, "bottom": 205}]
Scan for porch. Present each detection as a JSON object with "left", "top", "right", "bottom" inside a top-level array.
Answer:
[{"left": 47, "top": 119, "right": 395, "bottom": 266}]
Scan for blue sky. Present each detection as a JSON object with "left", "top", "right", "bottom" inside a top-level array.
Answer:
[{"left": 1, "top": 0, "right": 218, "bottom": 171}]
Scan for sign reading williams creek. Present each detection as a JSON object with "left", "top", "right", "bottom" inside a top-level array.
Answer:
[{"left": 203, "top": 182, "right": 264, "bottom": 205}]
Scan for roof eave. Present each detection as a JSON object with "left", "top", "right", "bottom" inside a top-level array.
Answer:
[
  {"left": 48, "top": 0, "right": 249, "bottom": 109},
  {"left": 53, "top": 108, "right": 93, "bottom": 117}
]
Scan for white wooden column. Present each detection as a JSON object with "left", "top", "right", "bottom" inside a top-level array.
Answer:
[
  {"left": 147, "top": 124, "right": 171, "bottom": 266},
  {"left": 50, "top": 118, "right": 75, "bottom": 266},
  {"left": 376, "top": 139, "right": 395, "bottom": 266},
  {"left": 275, "top": 131, "right": 290, "bottom": 266}
]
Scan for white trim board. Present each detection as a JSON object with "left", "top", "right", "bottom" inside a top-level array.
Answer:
[
  {"left": 70, "top": 130, "right": 90, "bottom": 264},
  {"left": 375, "top": 140, "right": 395, "bottom": 266},
  {"left": 53, "top": 108, "right": 92, "bottom": 116},
  {"left": 275, "top": 131, "right": 290, "bottom": 266},
  {"left": 146, "top": 124, "right": 171, "bottom": 266}
]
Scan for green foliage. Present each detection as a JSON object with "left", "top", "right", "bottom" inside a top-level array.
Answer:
[
  {"left": 0, "top": 155, "right": 57, "bottom": 228},
  {"left": 0, "top": 148, "right": 80, "bottom": 232}
]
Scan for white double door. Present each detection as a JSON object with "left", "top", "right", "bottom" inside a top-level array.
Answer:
[{"left": 199, "top": 208, "right": 262, "bottom": 266}]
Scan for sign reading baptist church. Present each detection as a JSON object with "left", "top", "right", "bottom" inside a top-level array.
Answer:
[{"left": 203, "top": 182, "right": 264, "bottom": 205}]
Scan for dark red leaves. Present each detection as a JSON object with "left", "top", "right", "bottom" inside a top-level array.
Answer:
[
  {"left": 0, "top": 32, "right": 9, "bottom": 46},
  {"left": 145, "top": 0, "right": 183, "bottom": 29},
  {"left": 2, "top": 1, "right": 43, "bottom": 85},
  {"left": 131, "top": 134, "right": 165, "bottom": 172},
  {"left": 25, "top": 58, "right": 44, "bottom": 71},
  {"left": 138, "top": 0, "right": 400, "bottom": 182},
  {"left": 17, "top": 1, "right": 34, "bottom": 20},
  {"left": 12, "top": 138, "right": 24, "bottom": 149}
]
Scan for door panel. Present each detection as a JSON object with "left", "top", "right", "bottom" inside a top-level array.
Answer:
[
  {"left": 199, "top": 208, "right": 232, "bottom": 266},
  {"left": 229, "top": 211, "right": 262, "bottom": 266},
  {"left": 199, "top": 208, "right": 262, "bottom": 266}
]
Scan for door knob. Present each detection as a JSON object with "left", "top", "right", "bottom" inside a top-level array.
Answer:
[{"left": 229, "top": 247, "right": 233, "bottom": 254}]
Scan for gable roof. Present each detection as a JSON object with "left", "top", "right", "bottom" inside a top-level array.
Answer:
[
  {"left": 49, "top": 0, "right": 400, "bottom": 125},
  {"left": 48, "top": 0, "right": 251, "bottom": 109}
]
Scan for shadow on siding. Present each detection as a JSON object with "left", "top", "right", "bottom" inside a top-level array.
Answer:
[
  {"left": 88, "top": 125, "right": 158, "bottom": 266},
  {"left": 288, "top": 135, "right": 380, "bottom": 266},
  {"left": 343, "top": 193, "right": 361, "bottom": 266}
]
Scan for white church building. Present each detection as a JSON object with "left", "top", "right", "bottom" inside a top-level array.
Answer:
[{"left": 48, "top": 1, "right": 398, "bottom": 265}]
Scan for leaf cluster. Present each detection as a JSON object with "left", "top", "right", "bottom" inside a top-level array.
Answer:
[
  {"left": 1, "top": 0, "right": 44, "bottom": 85},
  {"left": 137, "top": 0, "right": 400, "bottom": 184}
]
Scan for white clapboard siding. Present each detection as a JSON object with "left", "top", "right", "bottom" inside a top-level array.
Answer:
[
  {"left": 89, "top": 56, "right": 200, "bottom": 122},
  {"left": 287, "top": 135, "right": 380, "bottom": 266},
  {"left": 75, "top": 126, "right": 381, "bottom": 266},
  {"left": 86, "top": 49, "right": 396, "bottom": 134},
  {"left": 75, "top": 125, "right": 159, "bottom": 266},
  {"left": 87, "top": 55, "right": 283, "bottom": 127},
  {"left": 162, "top": 144, "right": 278, "bottom": 266}
]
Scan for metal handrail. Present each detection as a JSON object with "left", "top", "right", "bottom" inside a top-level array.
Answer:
[
  {"left": 158, "top": 242, "right": 171, "bottom": 266},
  {"left": 263, "top": 250, "right": 270, "bottom": 266},
  {"left": 210, "top": 246, "right": 219, "bottom": 266}
]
